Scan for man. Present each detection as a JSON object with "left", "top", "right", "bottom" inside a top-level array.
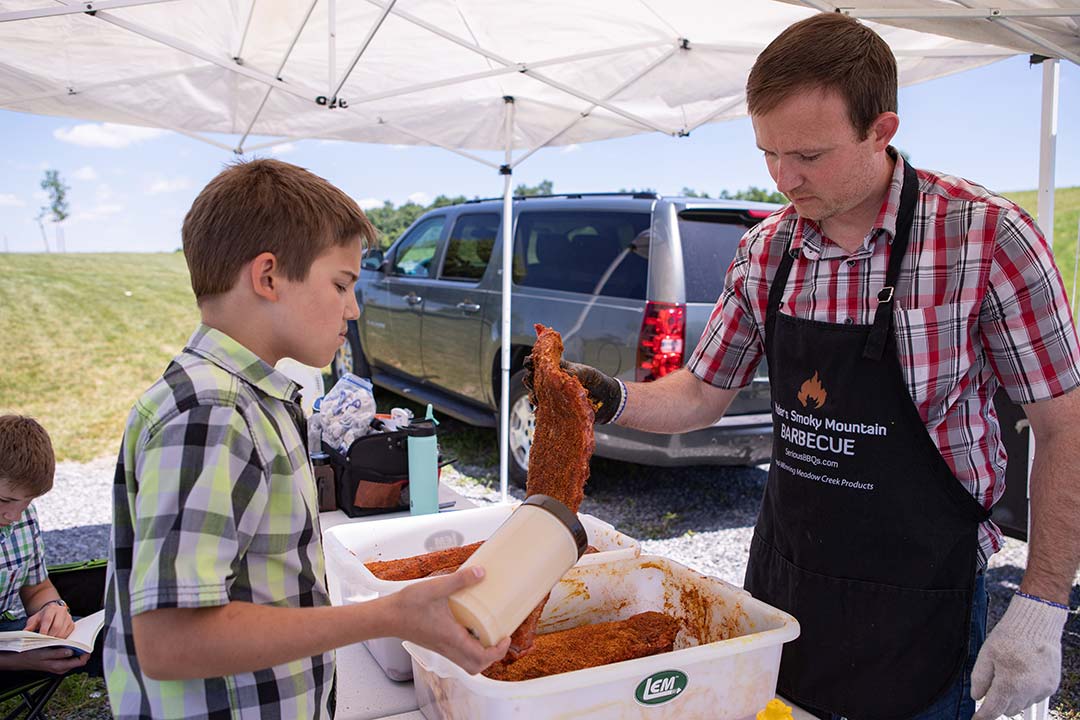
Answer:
[{"left": 530, "top": 13, "right": 1080, "bottom": 720}]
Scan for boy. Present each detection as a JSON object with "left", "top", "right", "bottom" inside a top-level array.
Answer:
[
  {"left": 104, "top": 159, "right": 509, "bottom": 719},
  {"left": 0, "top": 414, "right": 89, "bottom": 675}
]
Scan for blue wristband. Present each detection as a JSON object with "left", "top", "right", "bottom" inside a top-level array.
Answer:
[
  {"left": 1015, "top": 590, "right": 1069, "bottom": 611},
  {"left": 609, "top": 378, "right": 628, "bottom": 424}
]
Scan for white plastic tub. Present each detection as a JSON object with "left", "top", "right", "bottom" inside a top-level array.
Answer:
[
  {"left": 323, "top": 504, "right": 639, "bottom": 680},
  {"left": 404, "top": 555, "right": 800, "bottom": 720}
]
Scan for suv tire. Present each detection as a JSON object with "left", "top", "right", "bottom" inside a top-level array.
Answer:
[
  {"left": 330, "top": 320, "right": 371, "bottom": 385},
  {"left": 504, "top": 369, "right": 533, "bottom": 489}
]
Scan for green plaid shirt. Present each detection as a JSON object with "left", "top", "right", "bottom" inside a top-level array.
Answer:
[
  {"left": 104, "top": 325, "right": 332, "bottom": 720},
  {"left": 0, "top": 504, "right": 47, "bottom": 620}
]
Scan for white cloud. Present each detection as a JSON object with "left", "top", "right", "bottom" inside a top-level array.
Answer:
[
  {"left": 390, "top": 144, "right": 410, "bottom": 151},
  {"left": 72, "top": 203, "right": 125, "bottom": 222},
  {"left": 54, "top": 123, "right": 167, "bottom": 149},
  {"left": 407, "top": 192, "right": 430, "bottom": 206},
  {"left": 0, "top": 193, "right": 24, "bottom": 207},
  {"left": 270, "top": 142, "right": 296, "bottom": 155},
  {"left": 146, "top": 177, "right": 191, "bottom": 195},
  {"left": 96, "top": 184, "right": 114, "bottom": 201},
  {"left": 357, "top": 198, "right": 383, "bottom": 211},
  {"left": 32, "top": 190, "right": 48, "bottom": 202},
  {"left": 72, "top": 165, "right": 98, "bottom": 181},
  {"left": 560, "top": 143, "right": 581, "bottom": 154}
]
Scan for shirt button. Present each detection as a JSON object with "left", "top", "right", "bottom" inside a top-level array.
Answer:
[
  {"left": 847, "top": 259, "right": 856, "bottom": 267},
  {"left": 844, "top": 317, "right": 854, "bottom": 325}
]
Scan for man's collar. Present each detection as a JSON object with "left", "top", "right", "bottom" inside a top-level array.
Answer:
[
  {"left": 184, "top": 324, "right": 301, "bottom": 403},
  {"left": 791, "top": 146, "right": 905, "bottom": 260}
]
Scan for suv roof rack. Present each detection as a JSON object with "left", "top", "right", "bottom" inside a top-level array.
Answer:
[{"left": 463, "top": 191, "right": 658, "bottom": 204}]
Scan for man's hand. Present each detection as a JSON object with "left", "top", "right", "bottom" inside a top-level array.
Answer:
[
  {"left": 522, "top": 355, "right": 623, "bottom": 424},
  {"left": 24, "top": 603, "right": 75, "bottom": 639},
  {"left": 389, "top": 567, "right": 512, "bottom": 674},
  {"left": 0, "top": 647, "right": 90, "bottom": 674},
  {"left": 971, "top": 593, "right": 1068, "bottom": 719}
]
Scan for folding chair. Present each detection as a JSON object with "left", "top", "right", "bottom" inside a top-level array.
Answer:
[{"left": 0, "top": 560, "right": 107, "bottom": 720}]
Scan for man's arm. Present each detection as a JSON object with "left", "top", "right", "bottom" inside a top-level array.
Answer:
[
  {"left": 132, "top": 566, "right": 510, "bottom": 680},
  {"left": 615, "top": 369, "right": 741, "bottom": 434},
  {"left": 1018, "top": 386, "right": 1080, "bottom": 604}
]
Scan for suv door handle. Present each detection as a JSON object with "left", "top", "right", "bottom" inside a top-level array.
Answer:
[
  {"left": 404, "top": 293, "right": 423, "bottom": 306},
  {"left": 456, "top": 302, "right": 481, "bottom": 313}
]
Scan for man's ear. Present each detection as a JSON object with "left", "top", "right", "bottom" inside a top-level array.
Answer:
[
  {"left": 869, "top": 111, "right": 900, "bottom": 151},
  {"left": 248, "top": 252, "right": 281, "bottom": 302}
]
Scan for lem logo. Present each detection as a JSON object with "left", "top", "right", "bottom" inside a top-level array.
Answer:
[
  {"left": 797, "top": 371, "right": 827, "bottom": 409},
  {"left": 634, "top": 670, "right": 688, "bottom": 705}
]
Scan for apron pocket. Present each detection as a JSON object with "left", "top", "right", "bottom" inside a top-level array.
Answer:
[{"left": 747, "top": 535, "right": 972, "bottom": 720}]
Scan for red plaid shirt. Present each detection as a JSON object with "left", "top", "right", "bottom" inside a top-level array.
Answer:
[{"left": 688, "top": 152, "right": 1080, "bottom": 564}]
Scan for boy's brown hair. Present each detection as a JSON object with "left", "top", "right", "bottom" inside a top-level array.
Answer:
[
  {"left": 0, "top": 415, "right": 55, "bottom": 495},
  {"left": 183, "top": 159, "right": 378, "bottom": 300},
  {"left": 746, "top": 12, "right": 897, "bottom": 139}
]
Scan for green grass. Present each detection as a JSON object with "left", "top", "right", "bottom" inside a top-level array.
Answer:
[
  {"left": 0, "top": 675, "right": 109, "bottom": 719},
  {"left": 0, "top": 253, "right": 199, "bottom": 462},
  {"left": 1004, "top": 186, "right": 1080, "bottom": 311}
]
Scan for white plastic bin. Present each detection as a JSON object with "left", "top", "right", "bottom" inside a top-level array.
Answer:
[
  {"left": 404, "top": 555, "right": 800, "bottom": 720},
  {"left": 323, "top": 504, "right": 639, "bottom": 680}
]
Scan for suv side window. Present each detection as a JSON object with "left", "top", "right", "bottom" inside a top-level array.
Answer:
[
  {"left": 513, "top": 211, "right": 651, "bottom": 298},
  {"left": 677, "top": 211, "right": 758, "bottom": 302},
  {"left": 441, "top": 213, "right": 498, "bottom": 282},
  {"left": 392, "top": 216, "right": 445, "bottom": 277}
]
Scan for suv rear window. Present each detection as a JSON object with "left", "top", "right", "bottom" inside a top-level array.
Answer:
[
  {"left": 678, "top": 211, "right": 759, "bottom": 303},
  {"left": 514, "top": 211, "right": 651, "bottom": 299}
]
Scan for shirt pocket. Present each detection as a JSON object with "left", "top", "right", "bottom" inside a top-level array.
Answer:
[{"left": 892, "top": 302, "right": 980, "bottom": 420}]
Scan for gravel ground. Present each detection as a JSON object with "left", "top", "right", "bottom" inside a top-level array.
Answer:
[{"left": 35, "top": 454, "right": 1080, "bottom": 717}]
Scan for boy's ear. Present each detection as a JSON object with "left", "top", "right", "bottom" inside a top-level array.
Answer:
[{"left": 249, "top": 252, "right": 281, "bottom": 302}]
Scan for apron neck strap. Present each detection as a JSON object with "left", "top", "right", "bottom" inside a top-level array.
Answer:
[{"left": 862, "top": 158, "right": 919, "bottom": 360}]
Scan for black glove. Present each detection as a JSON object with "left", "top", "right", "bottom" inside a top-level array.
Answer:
[{"left": 522, "top": 355, "right": 623, "bottom": 424}]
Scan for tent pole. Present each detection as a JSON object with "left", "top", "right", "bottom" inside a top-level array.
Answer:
[
  {"left": 499, "top": 97, "right": 516, "bottom": 504},
  {"left": 1028, "top": 57, "right": 1060, "bottom": 542},
  {"left": 0, "top": 0, "right": 174, "bottom": 23}
]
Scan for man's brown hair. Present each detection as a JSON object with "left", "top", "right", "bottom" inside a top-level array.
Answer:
[
  {"left": 746, "top": 12, "right": 897, "bottom": 139},
  {"left": 0, "top": 415, "right": 55, "bottom": 496},
  {"left": 183, "top": 159, "right": 377, "bottom": 300}
]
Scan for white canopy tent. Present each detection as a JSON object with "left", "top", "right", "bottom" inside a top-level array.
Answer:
[{"left": 2, "top": 0, "right": 1077, "bottom": 503}]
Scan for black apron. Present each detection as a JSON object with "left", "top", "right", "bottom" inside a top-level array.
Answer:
[{"left": 744, "top": 160, "right": 991, "bottom": 720}]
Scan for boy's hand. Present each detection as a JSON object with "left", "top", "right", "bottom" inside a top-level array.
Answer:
[
  {"left": 387, "top": 567, "right": 511, "bottom": 674},
  {"left": 4, "top": 647, "right": 90, "bottom": 674},
  {"left": 25, "top": 603, "right": 75, "bottom": 639}
]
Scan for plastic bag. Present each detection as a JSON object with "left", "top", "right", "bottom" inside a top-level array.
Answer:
[{"left": 320, "top": 373, "right": 377, "bottom": 454}]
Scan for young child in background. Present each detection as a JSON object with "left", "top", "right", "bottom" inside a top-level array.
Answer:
[
  {"left": 0, "top": 414, "right": 90, "bottom": 675},
  {"left": 104, "top": 159, "right": 508, "bottom": 720}
]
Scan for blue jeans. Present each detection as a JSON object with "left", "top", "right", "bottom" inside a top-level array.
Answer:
[
  {"left": 798, "top": 572, "right": 989, "bottom": 720},
  {"left": 0, "top": 617, "right": 27, "bottom": 632}
]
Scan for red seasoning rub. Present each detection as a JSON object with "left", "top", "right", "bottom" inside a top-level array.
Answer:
[
  {"left": 525, "top": 324, "right": 595, "bottom": 514},
  {"left": 483, "top": 611, "right": 680, "bottom": 682},
  {"left": 364, "top": 542, "right": 483, "bottom": 581}
]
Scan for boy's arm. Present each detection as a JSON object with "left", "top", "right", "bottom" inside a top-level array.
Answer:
[
  {"left": 19, "top": 577, "right": 76, "bottom": 638},
  {"left": 132, "top": 566, "right": 511, "bottom": 679},
  {"left": 0, "top": 647, "right": 91, "bottom": 674}
]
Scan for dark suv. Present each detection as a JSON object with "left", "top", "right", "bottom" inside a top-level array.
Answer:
[{"left": 334, "top": 193, "right": 779, "bottom": 486}]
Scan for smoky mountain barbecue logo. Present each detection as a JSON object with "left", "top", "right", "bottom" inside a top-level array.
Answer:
[{"left": 798, "top": 371, "right": 827, "bottom": 409}]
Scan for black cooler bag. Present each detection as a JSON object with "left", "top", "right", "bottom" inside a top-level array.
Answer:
[{"left": 324, "top": 418, "right": 438, "bottom": 517}]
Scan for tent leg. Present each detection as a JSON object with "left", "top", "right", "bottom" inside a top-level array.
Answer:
[
  {"left": 498, "top": 97, "right": 516, "bottom": 504},
  {"left": 1029, "top": 58, "right": 1059, "bottom": 541}
]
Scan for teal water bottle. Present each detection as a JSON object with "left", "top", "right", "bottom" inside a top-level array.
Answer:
[{"left": 407, "top": 404, "right": 440, "bottom": 515}]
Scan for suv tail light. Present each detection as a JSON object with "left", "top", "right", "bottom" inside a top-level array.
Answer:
[{"left": 636, "top": 301, "right": 686, "bottom": 382}]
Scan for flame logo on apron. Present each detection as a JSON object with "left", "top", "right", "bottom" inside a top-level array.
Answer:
[{"left": 797, "top": 371, "right": 827, "bottom": 409}]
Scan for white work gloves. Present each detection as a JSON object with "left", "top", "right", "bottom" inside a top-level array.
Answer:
[{"left": 971, "top": 593, "right": 1069, "bottom": 720}]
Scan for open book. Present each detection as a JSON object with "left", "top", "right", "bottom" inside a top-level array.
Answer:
[{"left": 0, "top": 609, "right": 104, "bottom": 654}]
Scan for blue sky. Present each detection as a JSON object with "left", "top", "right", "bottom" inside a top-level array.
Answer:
[{"left": 1, "top": 55, "right": 1077, "bottom": 254}]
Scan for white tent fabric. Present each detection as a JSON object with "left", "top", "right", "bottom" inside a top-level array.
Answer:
[
  {"left": 0, "top": 0, "right": 1034, "bottom": 155},
  {"left": 1, "top": 0, "right": 1075, "bottom": 510}
]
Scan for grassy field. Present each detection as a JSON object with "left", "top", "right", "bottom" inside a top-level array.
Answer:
[
  {"left": 0, "top": 253, "right": 200, "bottom": 461},
  {"left": 0, "top": 187, "right": 1078, "bottom": 463}
]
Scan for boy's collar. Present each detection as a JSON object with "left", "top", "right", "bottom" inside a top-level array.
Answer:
[{"left": 185, "top": 324, "right": 302, "bottom": 404}]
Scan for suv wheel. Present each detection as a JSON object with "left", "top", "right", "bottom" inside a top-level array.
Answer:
[
  {"left": 330, "top": 321, "right": 370, "bottom": 384},
  {"left": 505, "top": 369, "right": 534, "bottom": 489}
]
